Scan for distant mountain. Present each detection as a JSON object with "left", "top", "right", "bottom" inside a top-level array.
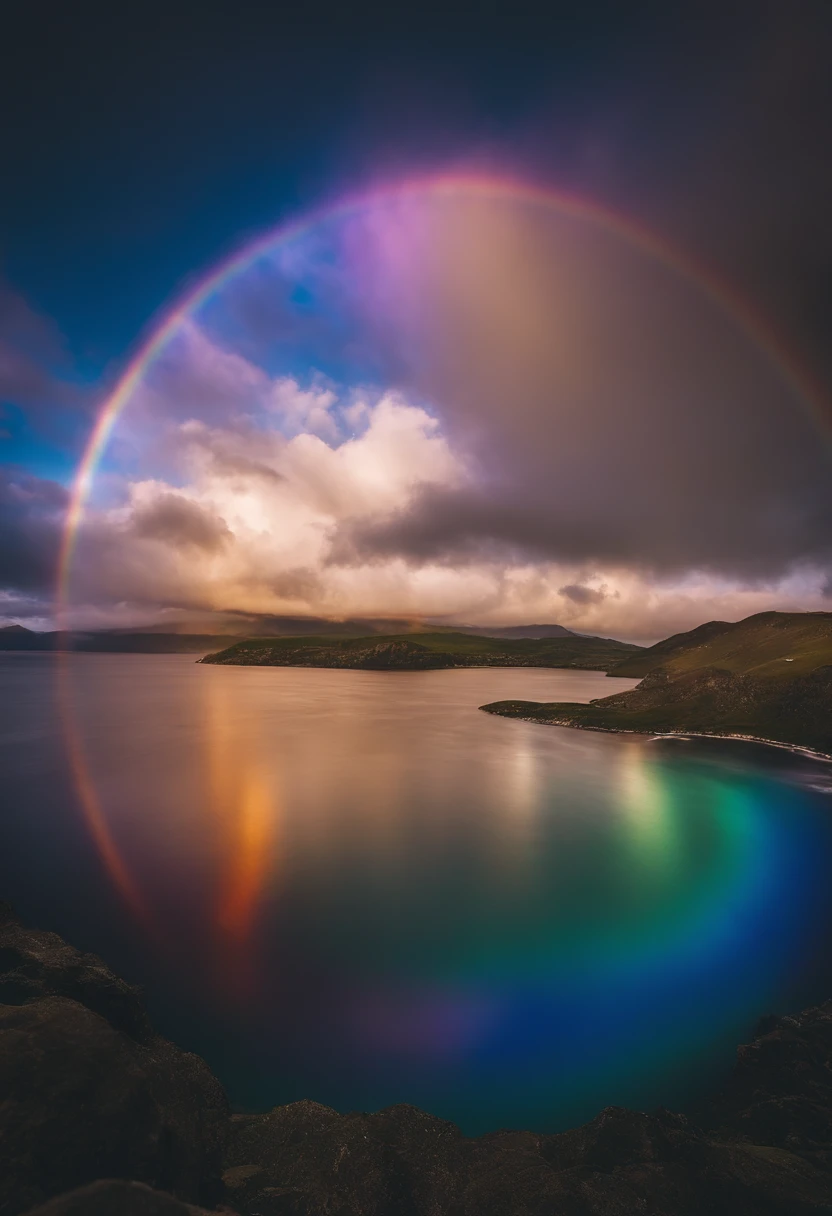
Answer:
[
  {"left": 0, "top": 618, "right": 633, "bottom": 651},
  {"left": 124, "top": 616, "right": 591, "bottom": 640},
  {"left": 0, "top": 626, "right": 53, "bottom": 650},
  {"left": 465, "top": 623, "right": 578, "bottom": 639},
  {"left": 0, "top": 627, "right": 230, "bottom": 654},
  {"left": 482, "top": 611, "right": 832, "bottom": 754},
  {"left": 200, "top": 631, "right": 643, "bottom": 672},
  {"left": 117, "top": 615, "right": 436, "bottom": 637}
]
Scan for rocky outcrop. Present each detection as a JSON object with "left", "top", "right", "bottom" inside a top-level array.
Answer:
[
  {"left": 0, "top": 907, "right": 229, "bottom": 1216},
  {"left": 221, "top": 1098, "right": 832, "bottom": 1216},
  {"left": 706, "top": 1002, "right": 832, "bottom": 1165},
  {"left": 5, "top": 910, "right": 832, "bottom": 1215}
]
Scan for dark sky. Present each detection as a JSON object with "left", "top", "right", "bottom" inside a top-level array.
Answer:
[
  {"left": 1, "top": 0, "right": 831, "bottom": 632},
  {"left": 3, "top": 0, "right": 829, "bottom": 363}
]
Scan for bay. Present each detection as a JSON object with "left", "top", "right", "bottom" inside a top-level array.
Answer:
[{"left": 1, "top": 652, "right": 831, "bottom": 1134}]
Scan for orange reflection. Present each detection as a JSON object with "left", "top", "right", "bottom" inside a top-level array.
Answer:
[
  {"left": 202, "top": 671, "right": 279, "bottom": 993},
  {"left": 217, "top": 767, "right": 275, "bottom": 939}
]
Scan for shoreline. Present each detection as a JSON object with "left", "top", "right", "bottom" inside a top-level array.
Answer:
[{"left": 479, "top": 708, "right": 832, "bottom": 763}]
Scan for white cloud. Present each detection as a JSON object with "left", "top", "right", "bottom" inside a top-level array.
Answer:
[
  {"left": 61, "top": 324, "right": 832, "bottom": 642},
  {"left": 268, "top": 376, "right": 339, "bottom": 440}
]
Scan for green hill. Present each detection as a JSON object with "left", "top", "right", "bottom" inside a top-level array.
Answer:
[
  {"left": 482, "top": 612, "right": 832, "bottom": 755},
  {"left": 199, "top": 631, "right": 642, "bottom": 671},
  {"left": 608, "top": 611, "right": 832, "bottom": 680}
]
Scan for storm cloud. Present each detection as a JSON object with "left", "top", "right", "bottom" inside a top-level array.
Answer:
[
  {"left": 0, "top": 468, "right": 66, "bottom": 594},
  {"left": 332, "top": 193, "right": 832, "bottom": 585}
]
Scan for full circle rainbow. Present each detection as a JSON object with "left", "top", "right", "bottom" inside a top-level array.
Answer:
[{"left": 56, "top": 169, "right": 832, "bottom": 620}]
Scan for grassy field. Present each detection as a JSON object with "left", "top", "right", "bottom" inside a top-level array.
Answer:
[
  {"left": 609, "top": 611, "right": 832, "bottom": 680},
  {"left": 200, "top": 631, "right": 642, "bottom": 671},
  {"left": 483, "top": 612, "right": 832, "bottom": 754}
]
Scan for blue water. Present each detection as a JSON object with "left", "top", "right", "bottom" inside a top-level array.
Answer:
[{"left": 1, "top": 652, "right": 831, "bottom": 1134}]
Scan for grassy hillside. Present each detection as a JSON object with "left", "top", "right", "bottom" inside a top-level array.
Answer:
[
  {"left": 609, "top": 611, "right": 832, "bottom": 680},
  {"left": 482, "top": 612, "right": 832, "bottom": 754},
  {"left": 200, "top": 631, "right": 642, "bottom": 671}
]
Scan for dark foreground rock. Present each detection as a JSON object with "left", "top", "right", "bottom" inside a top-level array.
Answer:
[
  {"left": 0, "top": 907, "right": 229, "bottom": 1216},
  {"left": 707, "top": 1001, "right": 832, "bottom": 1165},
  {"left": 4, "top": 908, "right": 832, "bottom": 1215},
  {"left": 223, "top": 1098, "right": 832, "bottom": 1216},
  {"left": 23, "top": 1180, "right": 217, "bottom": 1216}
]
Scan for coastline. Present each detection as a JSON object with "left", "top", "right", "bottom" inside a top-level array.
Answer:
[{"left": 478, "top": 707, "right": 832, "bottom": 763}]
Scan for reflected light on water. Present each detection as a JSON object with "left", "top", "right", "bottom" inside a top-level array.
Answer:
[
  {"left": 30, "top": 658, "right": 831, "bottom": 1132},
  {"left": 217, "top": 770, "right": 275, "bottom": 940},
  {"left": 201, "top": 671, "right": 280, "bottom": 996},
  {"left": 618, "top": 745, "right": 678, "bottom": 866}
]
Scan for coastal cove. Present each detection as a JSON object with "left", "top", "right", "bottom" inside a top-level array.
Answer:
[
  {"left": 482, "top": 613, "right": 832, "bottom": 757},
  {"left": 2, "top": 654, "right": 832, "bottom": 1138}
]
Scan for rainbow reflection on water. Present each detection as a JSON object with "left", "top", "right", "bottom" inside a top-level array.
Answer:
[{"left": 24, "top": 657, "right": 832, "bottom": 1133}]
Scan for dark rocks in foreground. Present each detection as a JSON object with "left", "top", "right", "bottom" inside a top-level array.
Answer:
[
  {"left": 223, "top": 1098, "right": 832, "bottom": 1215},
  {"left": 3, "top": 905, "right": 832, "bottom": 1215},
  {"left": 24, "top": 1181, "right": 217, "bottom": 1216},
  {"left": 0, "top": 905, "right": 228, "bottom": 1216}
]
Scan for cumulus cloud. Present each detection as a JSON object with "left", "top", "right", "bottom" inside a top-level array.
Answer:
[
  {"left": 59, "top": 359, "right": 832, "bottom": 643},
  {"left": 64, "top": 378, "right": 473, "bottom": 625},
  {"left": 268, "top": 377, "right": 339, "bottom": 440}
]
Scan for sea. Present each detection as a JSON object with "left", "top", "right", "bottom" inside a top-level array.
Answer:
[{"left": 1, "top": 652, "right": 831, "bottom": 1134}]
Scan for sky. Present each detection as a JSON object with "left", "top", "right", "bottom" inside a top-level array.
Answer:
[{"left": 1, "top": 0, "right": 831, "bottom": 643}]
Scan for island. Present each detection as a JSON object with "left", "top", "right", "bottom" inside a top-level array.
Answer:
[
  {"left": 481, "top": 611, "right": 832, "bottom": 755},
  {"left": 198, "top": 631, "right": 643, "bottom": 671}
]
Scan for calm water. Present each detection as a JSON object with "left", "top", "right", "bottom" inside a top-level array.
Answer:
[{"left": 2, "top": 652, "right": 832, "bottom": 1134}]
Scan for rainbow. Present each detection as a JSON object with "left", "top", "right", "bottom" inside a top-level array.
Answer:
[{"left": 55, "top": 170, "right": 832, "bottom": 623}]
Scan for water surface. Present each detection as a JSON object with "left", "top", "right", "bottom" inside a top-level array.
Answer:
[{"left": 1, "top": 653, "right": 831, "bottom": 1134}]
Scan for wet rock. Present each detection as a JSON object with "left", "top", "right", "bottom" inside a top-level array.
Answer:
[{"left": 0, "top": 915, "right": 229, "bottom": 1216}]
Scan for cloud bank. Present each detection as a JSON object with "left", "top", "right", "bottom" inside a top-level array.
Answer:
[{"left": 4, "top": 190, "right": 832, "bottom": 642}]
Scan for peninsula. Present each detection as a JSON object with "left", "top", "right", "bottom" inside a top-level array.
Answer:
[
  {"left": 199, "top": 631, "right": 642, "bottom": 671},
  {"left": 481, "top": 611, "right": 832, "bottom": 755}
]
